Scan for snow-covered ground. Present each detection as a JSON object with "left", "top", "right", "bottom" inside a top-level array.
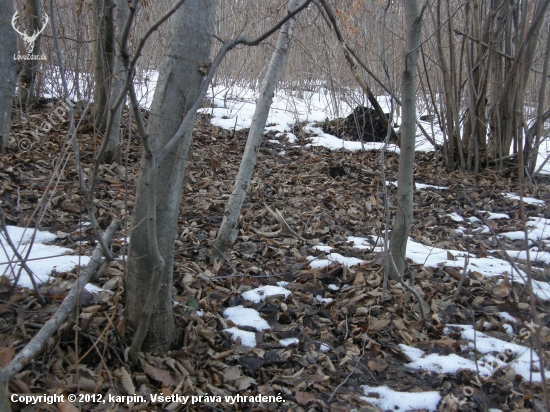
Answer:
[
  {"left": 201, "top": 83, "right": 550, "bottom": 174},
  {"left": 0, "top": 225, "right": 90, "bottom": 290}
]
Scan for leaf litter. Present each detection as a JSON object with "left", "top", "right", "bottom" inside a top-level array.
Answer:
[{"left": 0, "top": 101, "right": 549, "bottom": 411}]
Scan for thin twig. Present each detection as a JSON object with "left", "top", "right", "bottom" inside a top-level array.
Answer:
[
  {"left": 0, "top": 208, "right": 45, "bottom": 304},
  {"left": 1, "top": 220, "right": 119, "bottom": 378}
]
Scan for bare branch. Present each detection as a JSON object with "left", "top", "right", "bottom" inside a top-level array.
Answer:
[{"left": 1, "top": 220, "right": 120, "bottom": 378}]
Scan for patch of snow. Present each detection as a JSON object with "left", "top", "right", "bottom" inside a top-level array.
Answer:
[
  {"left": 346, "top": 236, "right": 373, "bottom": 250},
  {"left": 84, "top": 284, "right": 106, "bottom": 294},
  {"left": 496, "top": 312, "right": 517, "bottom": 323},
  {"left": 241, "top": 285, "right": 291, "bottom": 303},
  {"left": 307, "top": 253, "right": 363, "bottom": 269},
  {"left": 499, "top": 217, "right": 550, "bottom": 242},
  {"left": 415, "top": 183, "right": 448, "bottom": 190},
  {"left": 444, "top": 324, "right": 550, "bottom": 383},
  {"left": 316, "top": 295, "right": 333, "bottom": 304},
  {"left": 447, "top": 213, "right": 464, "bottom": 222},
  {"left": 279, "top": 338, "right": 299, "bottom": 347},
  {"left": 498, "top": 247, "right": 550, "bottom": 264},
  {"left": 361, "top": 385, "right": 441, "bottom": 412},
  {"left": 482, "top": 211, "right": 509, "bottom": 220},
  {"left": 0, "top": 225, "right": 91, "bottom": 289},
  {"left": 503, "top": 193, "right": 545, "bottom": 206},
  {"left": 223, "top": 305, "right": 270, "bottom": 331},
  {"left": 305, "top": 126, "right": 400, "bottom": 153},
  {"left": 225, "top": 327, "right": 256, "bottom": 347},
  {"left": 275, "top": 132, "right": 297, "bottom": 143},
  {"left": 532, "top": 279, "right": 550, "bottom": 300},
  {"left": 399, "top": 344, "right": 492, "bottom": 376}
]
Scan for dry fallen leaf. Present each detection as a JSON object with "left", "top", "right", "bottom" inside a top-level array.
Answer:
[
  {"left": 295, "top": 391, "right": 317, "bottom": 405},
  {"left": 367, "top": 357, "right": 388, "bottom": 372}
]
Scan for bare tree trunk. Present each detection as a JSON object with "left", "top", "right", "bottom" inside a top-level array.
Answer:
[
  {"left": 0, "top": 0, "right": 19, "bottom": 152},
  {"left": 103, "top": 0, "right": 128, "bottom": 163},
  {"left": 15, "top": 0, "right": 43, "bottom": 106},
  {"left": 93, "top": 0, "right": 114, "bottom": 132},
  {"left": 211, "top": 0, "right": 300, "bottom": 262},
  {"left": 125, "top": 0, "right": 217, "bottom": 352},
  {"left": 389, "top": 0, "right": 424, "bottom": 279}
]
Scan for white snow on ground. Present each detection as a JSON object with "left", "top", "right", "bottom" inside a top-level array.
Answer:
[
  {"left": 447, "top": 212, "right": 465, "bottom": 222},
  {"left": 223, "top": 285, "right": 292, "bottom": 347},
  {"left": 279, "top": 337, "right": 299, "bottom": 347},
  {"left": 223, "top": 305, "right": 270, "bottom": 331},
  {"left": 241, "top": 285, "right": 291, "bottom": 303},
  {"left": 316, "top": 295, "right": 333, "bottom": 304},
  {"left": 0, "top": 225, "right": 90, "bottom": 289},
  {"left": 415, "top": 183, "right": 448, "bottom": 190},
  {"left": 496, "top": 312, "right": 518, "bottom": 323},
  {"left": 499, "top": 217, "right": 550, "bottom": 242},
  {"left": 503, "top": 193, "right": 546, "bottom": 206},
  {"left": 498, "top": 248, "right": 550, "bottom": 264},
  {"left": 304, "top": 126, "right": 400, "bottom": 153},
  {"left": 482, "top": 211, "right": 510, "bottom": 220},
  {"left": 312, "top": 244, "right": 333, "bottom": 252},
  {"left": 399, "top": 344, "right": 493, "bottom": 376},
  {"left": 346, "top": 236, "right": 373, "bottom": 250},
  {"left": 445, "top": 324, "right": 550, "bottom": 383},
  {"left": 361, "top": 384, "right": 441, "bottom": 412},
  {"left": 224, "top": 327, "right": 257, "bottom": 347},
  {"left": 316, "top": 233, "right": 550, "bottom": 301},
  {"left": 306, "top": 252, "right": 363, "bottom": 269}
]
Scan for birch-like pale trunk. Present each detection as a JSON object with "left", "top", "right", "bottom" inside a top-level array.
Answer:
[
  {"left": 389, "top": 0, "right": 423, "bottom": 279},
  {"left": 103, "top": 0, "right": 128, "bottom": 163},
  {"left": 125, "top": 0, "right": 217, "bottom": 351},
  {"left": 211, "top": 0, "right": 301, "bottom": 261},
  {"left": 0, "top": 0, "right": 18, "bottom": 152}
]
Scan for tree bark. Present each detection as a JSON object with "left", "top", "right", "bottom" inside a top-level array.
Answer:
[
  {"left": 525, "top": 11, "right": 550, "bottom": 173},
  {"left": 125, "top": 0, "right": 217, "bottom": 352},
  {"left": 389, "top": 0, "right": 423, "bottom": 279},
  {"left": 0, "top": 0, "right": 19, "bottom": 152},
  {"left": 211, "top": 0, "right": 300, "bottom": 262},
  {"left": 16, "top": 0, "right": 43, "bottom": 107},
  {"left": 93, "top": 0, "right": 115, "bottom": 132},
  {"left": 103, "top": 0, "right": 128, "bottom": 163}
]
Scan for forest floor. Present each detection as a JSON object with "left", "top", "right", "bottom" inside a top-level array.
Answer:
[{"left": 1, "top": 100, "right": 550, "bottom": 411}]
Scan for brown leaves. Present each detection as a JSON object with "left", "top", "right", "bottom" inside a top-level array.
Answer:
[
  {"left": 3, "top": 104, "right": 549, "bottom": 412},
  {"left": 367, "top": 357, "right": 388, "bottom": 372}
]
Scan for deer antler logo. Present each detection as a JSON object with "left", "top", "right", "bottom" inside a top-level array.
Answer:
[{"left": 12, "top": 11, "right": 49, "bottom": 55}]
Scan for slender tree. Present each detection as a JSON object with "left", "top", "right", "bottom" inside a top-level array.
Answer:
[
  {"left": 389, "top": 0, "right": 424, "bottom": 279},
  {"left": 211, "top": 0, "right": 301, "bottom": 261},
  {"left": 93, "top": 0, "right": 115, "bottom": 132},
  {"left": 103, "top": 0, "right": 129, "bottom": 163},
  {"left": 0, "top": 0, "right": 19, "bottom": 152}
]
